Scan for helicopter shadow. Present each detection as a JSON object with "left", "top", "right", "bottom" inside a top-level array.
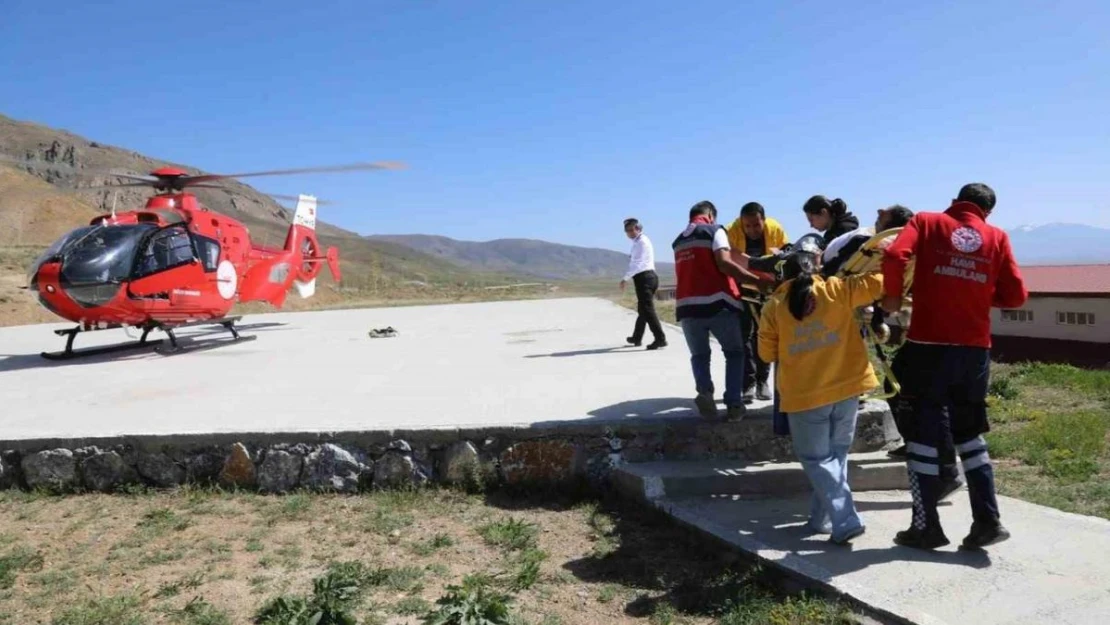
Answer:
[{"left": 0, "top": 321, "right": 290, "bottom": 373}]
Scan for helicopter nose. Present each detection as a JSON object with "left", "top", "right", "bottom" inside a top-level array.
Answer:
[{"left": 33, "top": 261, "right": 72, "bottom": 318}]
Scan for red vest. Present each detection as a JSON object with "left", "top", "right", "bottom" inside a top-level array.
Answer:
[{"left": 672, "top": 220, "right": 742, "bottom": 321}]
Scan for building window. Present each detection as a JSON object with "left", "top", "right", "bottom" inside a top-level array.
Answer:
[
  {"left": 1001, "top": 309, "right": 1034, "bottom": 323},
  {"left": 1056, "top": 311, "right": 1096, "bottom": 326}
]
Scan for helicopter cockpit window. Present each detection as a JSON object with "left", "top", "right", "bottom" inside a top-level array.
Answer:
[
  {"left": 134, "top": 226, "right": 197, "bottom": 278},
  {"left": 192, "top": 235, "right": 221, "bottom": 272}
]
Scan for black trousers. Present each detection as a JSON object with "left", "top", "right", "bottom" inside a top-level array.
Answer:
[
  {"left": 889, "top": 342, "right": 959, "bottom": 482},
  {"left": 631, "top": 270, "right": 665, "bottom": 343},
  {"left": 739, "top": 300, "right": 770, "bottom": 388},
  {"left": 902, "top": 343, "right": 999, "bottom": 532}
]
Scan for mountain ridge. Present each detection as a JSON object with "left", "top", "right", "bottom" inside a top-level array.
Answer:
[
  {"left": 366, "top": 233, "right": 676, "bottom": 282},
  {"left": 1004, "top": 222, "right": 1109, "bottom": 265}
]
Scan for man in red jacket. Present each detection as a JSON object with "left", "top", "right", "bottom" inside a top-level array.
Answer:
[{"left": 881, "top": 182, "right": 1027, "bottom": 551}]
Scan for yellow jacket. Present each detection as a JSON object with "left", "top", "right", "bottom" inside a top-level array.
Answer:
[
  {"left": 726, "top": 216, "right": 789, "bottom": 254},
  {"left": 757, "top": 274, "right": 884, "bottom": 413}
]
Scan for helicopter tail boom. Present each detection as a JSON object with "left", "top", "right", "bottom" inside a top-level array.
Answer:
[{"left": 238, "top": 193, "right": 340, "bottom": 307}]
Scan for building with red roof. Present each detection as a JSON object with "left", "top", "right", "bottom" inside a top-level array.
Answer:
[{"left": 990, "top": 264, "right": 1110, "bottom": 368}]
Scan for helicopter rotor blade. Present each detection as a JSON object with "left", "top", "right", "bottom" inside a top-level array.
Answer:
[
  {"left": 186, "top": 184, "right": 337, "bottom": 206},
  {"left": 266, "top": 192, "right": 335, "bottom": 206},
  {"left": 182, "top": 161, "right": 406, "bottom": 185}
]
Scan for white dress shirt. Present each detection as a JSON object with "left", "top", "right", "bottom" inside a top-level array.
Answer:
[{"left": 623, "top": 233, "right": 656, "bottom": 281}]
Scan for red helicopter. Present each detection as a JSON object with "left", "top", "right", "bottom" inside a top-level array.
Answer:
[{"left": 14, "top": 159, "right": 404, "bottom": 359}]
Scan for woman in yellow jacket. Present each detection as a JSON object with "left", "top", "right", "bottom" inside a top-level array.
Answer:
[{"left": 757, "top": 239, "right": 884, "bottom": 545}]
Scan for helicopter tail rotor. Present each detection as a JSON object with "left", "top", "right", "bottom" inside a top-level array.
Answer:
[{"left": 284, "top": 194, "right": 340, "bottom": 298}]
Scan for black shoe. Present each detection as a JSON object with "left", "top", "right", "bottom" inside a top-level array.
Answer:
[
  {"left": 725, "top": 404, "right": 746, "bottom": 422},
  {"left": 756, "top": 381, "right": 772, "bottom": 401},
  {"left": 646, "top": 340, "right": 667, "bottom": 350},
  {"left": 959, "top": 522, "right": 1010, "bottom": 550},
  {"left": 742, "top": 386, "right": 756, "bottom": 405},
  {"left": 695, "top": 393, "right": 718, "bottom": 419},
  {"left": 886, "top": 445, "right": 908, "bottom": 459},
  {"left": 894, "top": 526, "right": 950, "bottom": 550},
  {"left": 626, "top": 336, "right": 641, "bottom": 347}
]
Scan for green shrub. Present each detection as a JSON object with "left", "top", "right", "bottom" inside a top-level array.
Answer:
[
  {"left": 421, "top": 575, "right": 514, "bottom": 625},
  {"left": 254, "top": 566, "right": 365, "bottom": 625}
]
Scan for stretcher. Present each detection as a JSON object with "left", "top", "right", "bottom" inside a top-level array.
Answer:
[{"left": 833, "top": 227, "right": 916, "bottom": 400}]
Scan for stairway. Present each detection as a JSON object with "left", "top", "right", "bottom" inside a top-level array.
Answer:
[{"left": 612, "top": 450, "right": 908, "bottom": 502}]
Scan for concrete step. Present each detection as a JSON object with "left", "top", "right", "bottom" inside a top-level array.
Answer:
[
  {"left": 612, "top": 451, "right": 908, "bottom": 501},
  {"left": 640, "top": 491, "right": 1110, "bottom": 625}
]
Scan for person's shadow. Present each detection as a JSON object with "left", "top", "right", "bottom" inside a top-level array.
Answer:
[
  {"left": 729, "top": 499, "right": 993, "bottom": 580},
  {"left": 523, "top": 345, "right": 641, "bottom": 358}
]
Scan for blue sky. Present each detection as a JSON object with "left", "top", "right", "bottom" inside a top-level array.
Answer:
[{"left": 2, "top": 0, "right": 1108, "bottom": 253}]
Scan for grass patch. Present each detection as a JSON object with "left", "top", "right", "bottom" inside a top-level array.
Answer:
[
  {"left": 167, "top": 597, "right": 232, "bottom": 625},
  {"left": 477, "top": 517, "right": 539, "bottom": 552},
  {"left": 990, "top": 411, "right": 1106, "bottom": 483},
  {"left": 0, "top": 545, "right": 44, "bottom": 589},
  {"left": 52, "top": 593, "right": 145, "bottom": 625},
  {"left": 0, "top": 485, "right": 858, "bottom": 624},
  {"left": 137, "top": 507, "right": 193, "bottom": 534},
  {"left": 984, "top": 362, "right": 1110, "bottom": 518},
  {"left": 411, "top": 532, "right": 455, "bottom": 556}
]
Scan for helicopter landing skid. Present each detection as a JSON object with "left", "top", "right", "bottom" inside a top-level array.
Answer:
[
  {"left": 155, "top": 317, "right": 257, "bottom": 354},
  {"left": 40, "top": 317, "right": 253, "bottom": 360}
]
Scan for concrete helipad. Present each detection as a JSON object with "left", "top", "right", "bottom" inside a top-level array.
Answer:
[{"left": 1, "top": 297, "right": 771, "bottom": 442}]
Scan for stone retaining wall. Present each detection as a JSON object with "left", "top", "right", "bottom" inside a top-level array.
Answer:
[{"left": 0, "top": 401, "right": 896, "bottom": 494}]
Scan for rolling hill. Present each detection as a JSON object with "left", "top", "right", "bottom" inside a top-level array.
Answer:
[
  {"left": 1007, "top": 223, "right": 1110, "bottom": 265},
  {"left": 367, "top": 234, "right": 676, "bottom": 282}
]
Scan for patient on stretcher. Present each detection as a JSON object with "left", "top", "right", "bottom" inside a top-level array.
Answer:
[{"left": 820, "top": 205, "right": 914, "bottom": 277}]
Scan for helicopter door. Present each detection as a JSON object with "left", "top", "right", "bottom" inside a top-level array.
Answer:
[{"left": 128, "top": 225, "right": 206, "bottom": 299}]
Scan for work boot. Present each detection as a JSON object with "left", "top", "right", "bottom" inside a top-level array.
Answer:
[
  {"left": 725, "top": 404, "right": 746, "bottom": 422},
  {"left": 756, "top": 381, "right": 772, "bottom": 401},
  {"left": 894, "top": 526, "right": 950, "bottom": 550},
  {"left": 626, "top": 336, "right": 641, "bottom": 347},
  {"left": 960, "top": 521, "right": 1011, "bottom": 550},
  {"left": 695, "top": 393, "right": 718, "bottom": 419},
  {"left": 886, "top": 444, "right": 908, "bottom": 459},
  {"left": 645, "top": 340, "right": 667, "bottom": 350}
]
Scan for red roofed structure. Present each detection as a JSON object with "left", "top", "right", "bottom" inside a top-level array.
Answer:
[
  {"left": 991, "top": 264, "right": 1110, "bottom": 369},
  {"left": 1017, "top": 264, "right": 1110, "bottom": 296}
]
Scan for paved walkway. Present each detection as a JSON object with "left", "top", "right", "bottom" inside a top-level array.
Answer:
[
  {"left": 657, "top": 489, "right": 1110, "bottom": 625},
  {"left": 0, "top": 297, "right": 772, "bottom": 441}
]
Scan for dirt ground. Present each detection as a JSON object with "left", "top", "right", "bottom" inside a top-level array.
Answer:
[{"left": 0, "top": 486, "right": 855, "bottom": 625}]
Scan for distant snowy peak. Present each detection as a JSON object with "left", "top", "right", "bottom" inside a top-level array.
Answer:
[{"left": 1005, "top": 223, "right": 1110, "bottom": 265}]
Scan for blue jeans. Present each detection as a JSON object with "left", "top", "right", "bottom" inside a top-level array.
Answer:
[
  {"left": 787, "top": 397, "right": 864, "bottom": 540},
  {"left": 679, "top": 309, "right": 746, "bottom": 407}
]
